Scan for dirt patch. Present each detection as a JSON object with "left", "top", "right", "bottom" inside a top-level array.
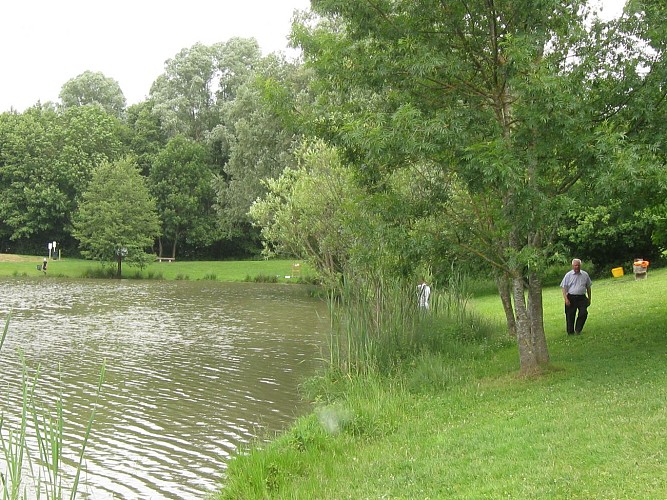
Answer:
[{"left": 0, "top": 254, "right": 39, "bottom": 263}]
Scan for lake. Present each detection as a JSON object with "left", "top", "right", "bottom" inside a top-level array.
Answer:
[{"left": 0, "top": 277, "right": 329, "bottom": 499}]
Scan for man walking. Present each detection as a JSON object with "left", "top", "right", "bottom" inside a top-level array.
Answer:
[{"left": 560, "top": 258, "right": 592, "bottom": 335}]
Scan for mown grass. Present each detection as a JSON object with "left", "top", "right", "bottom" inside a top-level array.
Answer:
[
  {"left": 216, "top": 267, "right": 667, "bottom": 499},
  {"left": 0, "top": 254, "right": 315, "bottom": 283}
]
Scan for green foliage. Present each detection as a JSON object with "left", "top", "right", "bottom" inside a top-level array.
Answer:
[
  {"left": 558, "top": 204, "right": 661, "bottom": 269},
  {"left": 124, "top": 100, "right": 169, "bottom": 175},
  {"left": 72, "top": 157, "right": 161, "bottom": 277},
  {"left": 0, "top": 105, "right": 124, "bottom": 246},
  {"left": 292, "top": 0, "right": 667, "bottom": 372},
  {"left": 650, "top": 201, "right": 667, "bottom": 254},
  {"left": 149, "top": 135, "right": 218, "bottom": 257},
  {"left": 249, "top": 139, "right": 364, "bottom": 286},
  {"left": 149, "top": 39, "right": 261, "bottom": 141},
  {"left": 212, "top": 55, "right": 305, "bottom": 241},
  {"left": 59, "top": 70, "right": 127, "bottom": 118}
]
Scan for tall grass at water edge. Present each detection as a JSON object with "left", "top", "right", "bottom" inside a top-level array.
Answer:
[
  {"left": 217, "top": 270, "right": 507, "bottom": 497},
  {"left": 0, "top": 314, "right": 105, "bottom": 500},
  {"left": 217, "top": 268, "right": 667, "bottom": 499},
  {"left": 323, "top": 270, "right": 503, "bottom": 380}
]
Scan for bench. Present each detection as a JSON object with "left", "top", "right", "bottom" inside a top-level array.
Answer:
[{"left": 156, "top": 257, "right": 175, "bottom": 263}]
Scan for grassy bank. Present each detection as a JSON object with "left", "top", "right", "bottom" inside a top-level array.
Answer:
[
  {"left": 217, "top": 268, "right": 667, "bottom": 498},
  {"left": 0, "top": 254, "right": 313, "bottom": 283}
]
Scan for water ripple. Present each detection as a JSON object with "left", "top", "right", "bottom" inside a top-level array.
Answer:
[{"left": 0, "top": 277, "right": 328, "bottom": 499}]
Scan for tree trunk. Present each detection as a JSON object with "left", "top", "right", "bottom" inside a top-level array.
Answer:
[
  {"left": 158, "top": 238, "right": 164, "bottom": 258},
  {"left": 528, "top": 270, "right": 549, "bottom": 364},
  {"left": 511, "top": 274, "right": 540, "bottom": 374},
  {"left": 171, "top": 238, "right": 178, "bottom": 260},
  {"left": 495, "top": 271, "right": 516, "bottom": 338},
  {"left": 116, "top": 254, "right": 122, "bottom": 279}
]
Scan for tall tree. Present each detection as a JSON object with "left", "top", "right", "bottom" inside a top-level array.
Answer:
[
  {"left": 59, "top": 70, "right": 127, "bottom": 118},
  {"left": 149, "top": 135, "right": 218, "bottom": 258},
  {"left": 125, "top": 100, "right": 169, "bottom": 175},
  {"left": 149, "top": 39, "right": 261, "bottom": 141},
  {"left": 293, "top": 0, "right": 665, "bottom": 373},
  {"left": 597, "top": 0, "right": 667, "bottom": 253},
  {"left": 0, "top": 105, "right": 124, "bottom": 252},
  {"left": 72, "top": 157, "right": 160, "bottom": 278},
  {"left": 212, "top": 54, "right": 307, "bottom": 242}
]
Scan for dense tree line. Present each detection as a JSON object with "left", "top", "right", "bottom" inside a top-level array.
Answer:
[{"left": 0, "top": 38, "right": 306, "bottom": 260}]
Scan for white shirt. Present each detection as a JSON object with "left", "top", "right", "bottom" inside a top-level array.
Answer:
[
  {"left": 417, "top": 283, "right": 431, "bottom": 308},
  {"left": 560, "top": 270, "right": 591, "bottom": 295}
]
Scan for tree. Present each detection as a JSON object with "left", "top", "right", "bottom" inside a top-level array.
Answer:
[
  {"left": 72, "top": 157, "right": 161, "bottom": 278},
  {"left": 59, "top": 71, "right": 127, "bottom": 118},
  {"left": 293, "top": 0, "right": 666, "bottom": 373},
  {"left": 149, "top": 135, "right": 218, "bottom": 258},
  {"left": 149, "top": 39, "right": 261, "bottom": 140},
  {"left": 0, "top": 105, "right": 124, "bottom": 252},
  {"left": 213, "top": 54, "right": 306, "bottom": 243},
  {"left": 250, "top": 139, "right": 363, "bottom": 285},
  {"left": 595, "top": 1, "right": 667, "bottom": 256}
]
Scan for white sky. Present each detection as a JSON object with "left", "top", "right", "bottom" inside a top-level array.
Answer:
[
  {"left": 0, "top": 0, "right": 627, "bottom": 113},
  {"left": 0, "top": 0, "right": 311, "bottom": 112}
]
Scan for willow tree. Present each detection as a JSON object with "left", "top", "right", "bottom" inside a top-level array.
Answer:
[
  {"left": 292, "top": 0, "right": 652, "bottom": 373},
  {"left": 149, "top": 39, "right": 262, "bottom": 141}
]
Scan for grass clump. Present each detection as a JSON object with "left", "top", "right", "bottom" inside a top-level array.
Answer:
[
  {"left": 80, "top": 266, "right": 116, "bottom": 279},
  {"left": 246, "top": 274, "right": 279, "bottom": 283}
]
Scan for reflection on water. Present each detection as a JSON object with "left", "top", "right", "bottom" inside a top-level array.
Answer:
[{"left": 0, "top": 277, "right": 328, "bottom": 499}]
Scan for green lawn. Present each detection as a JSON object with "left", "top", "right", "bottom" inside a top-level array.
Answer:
[
  {"left": 0, "top": 254, "right": 313, "bottom": 283},
  {"left": 217, "top": 267, "right": 667, "bottom": 499}
]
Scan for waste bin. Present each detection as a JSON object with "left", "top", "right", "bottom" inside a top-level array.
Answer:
[{"left": 632, "top": 259, "right": 649, "bottom": 280}]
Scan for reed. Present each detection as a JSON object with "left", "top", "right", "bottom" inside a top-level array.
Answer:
[
  {"left": 0, "top": 316, "right": 105, "bottom": 499},
  {"left": 325, "top": 269, "right": 500, "bottom": 377}
]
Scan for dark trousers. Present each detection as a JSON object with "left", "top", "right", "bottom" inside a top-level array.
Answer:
[{"left": 565, "top": 294, "right": 588, "bottom": 334}]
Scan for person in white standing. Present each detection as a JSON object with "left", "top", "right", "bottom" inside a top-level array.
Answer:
[
  {"left": 417, "top": 278, "right": 431, "bottom": 310},
  {"left": 560, "top": 258, "right": 592, "bottom": 335}
]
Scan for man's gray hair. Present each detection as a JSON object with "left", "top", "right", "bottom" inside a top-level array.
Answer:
[{"left": 572, "top": 258, "right": 582, "bottom": 265}]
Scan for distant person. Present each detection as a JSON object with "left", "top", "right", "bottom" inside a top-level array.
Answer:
[
  {"left": 42, "top": 258, "right": 48, "bottom": 275},
  {"left": 560, "top": 258, "right": 592, "bottom": 335},
  {"left": 417, "top": 278, "right": 431, "bottom": 309}
]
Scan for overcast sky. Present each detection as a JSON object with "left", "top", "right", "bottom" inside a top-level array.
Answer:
[
  {"left": 0, "top": 0, "right": 311, "bottom": 112},
  {"left": 0, "top": 0, "right": 627, "bottom": 113}
]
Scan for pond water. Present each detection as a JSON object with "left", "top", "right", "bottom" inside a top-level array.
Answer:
[{"left": 0, "top": 278, "right": 329, "bottom": 499}]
